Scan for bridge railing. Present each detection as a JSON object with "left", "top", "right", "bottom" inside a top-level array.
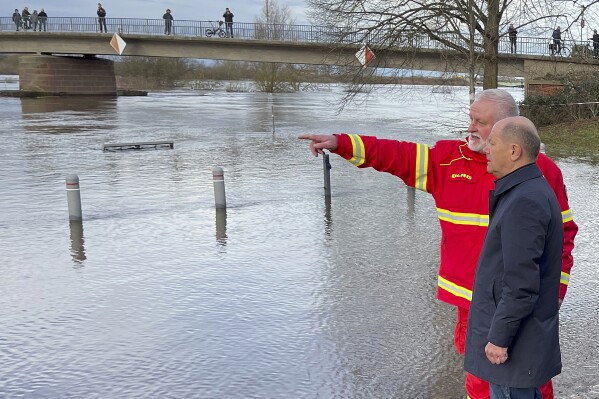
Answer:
[{"left": 0, "top": 16, "right": 596, "bottom": 59}]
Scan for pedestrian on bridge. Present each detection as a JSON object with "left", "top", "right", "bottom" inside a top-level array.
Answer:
[
  {"left": 163, "top": 9, "right": 174, "bottom": 35},
  {"left": 298, "top": 88, "right": 577, "bottom": 399},
  {"left": 589, "top": 29, "right": 599, "bottom": 58},
  {"left": 223, "top": 7, "right": 234, "bottom": 38},
  {"left": 508, "top": 23, "right": 517, "bottom": 53},
  {"left": 21, "top": 7, "right": 31, "bottom": 30},
  {"left": 97, "top": 3, "right": 107, "bottom": 33},
  {"left": 552, "top": 26, "right": 562, "bottom": 55},
  {"left": 31, "top": 10, "right": 39, "bottom": 31},
  {"left": 12, "top": 9, "right": 21, "bottom": 31},
  {"left": 38, "top": 9, "right": 48, "bottom": 32}
]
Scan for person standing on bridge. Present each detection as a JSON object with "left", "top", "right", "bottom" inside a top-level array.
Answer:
[
  {"left": 298, "top": 88, "right": 577, "bottom": 399},
  {"left": 21, "top": 7, "right": 31, "bottom": 30},
  {"left": 12, "top": 9, "right": 21, "bottom": 31},
  {"left": 38, "top": 9, "right": 48, "bottom": 32},
  {"left": 97, "top": 3, "right": 107, "bottom": 33},
  {"left": 589, "top": 29, "right": 599, "bottom": 58},
  {"left": 223, "top": 7, "right": 234, "bottom": 38},
  {"left": 31, "top": 10, "right": 39, "bottom": 32},
  {"left": 508, "top": 24, "right": 517, "bottom": 54},
  {"left": 552, "top": 26, "right": 562, "bottom": 55},
  {"left": 163, "top": 9, "right": 174, "bottom": 35}
]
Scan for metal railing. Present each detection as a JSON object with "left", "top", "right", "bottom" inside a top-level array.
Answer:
[{"left": 1, "top": 16, "right": 597, "bottom": 59}]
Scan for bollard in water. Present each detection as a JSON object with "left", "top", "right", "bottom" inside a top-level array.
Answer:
[
  {"left": 66, "top": 174, "right": 83, "bottom": 221},
  {"left": 272, "top": 106, "right": 275, "bottom": 134},
  {"left": 323, "top": 153, "right": 332, "bottom": 197},
  {"left": 212, "top": 167, "right": 226, "bottom": 209}
]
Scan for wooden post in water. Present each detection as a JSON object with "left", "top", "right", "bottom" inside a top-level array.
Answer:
[
  {"left": 323, "top": 153, "right": 332, "bottom": 197},
  {"left": 212, "top": 167, "right": 226, "bottom": 209},
  {"left": 66, "top": 174, "right": 83, "bottom": 221}
]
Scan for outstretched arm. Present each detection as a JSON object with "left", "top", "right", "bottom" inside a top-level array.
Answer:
[{"left": 298, "top": 134, "right": 338, "bottom": 157}]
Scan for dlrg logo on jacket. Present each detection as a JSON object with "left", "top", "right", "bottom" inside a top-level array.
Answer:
[{"left": 451, "top": 173, "right": 473, "bottom": 180}]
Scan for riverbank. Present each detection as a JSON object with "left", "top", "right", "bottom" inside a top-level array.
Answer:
[{"left": 539, "top": 118, "right": 599, "bottom": 158}]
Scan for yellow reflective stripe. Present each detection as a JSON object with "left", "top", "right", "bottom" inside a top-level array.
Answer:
[
  {"left": 437, "top": 208, "right": 489, "bottom": 227},
  {"left": 561, "top": 271, "right": 570, "bottom": 286},
  {"left": 347, "top": 134, "right": 366, "bottom": 166},
  {"left": 438, "top": 276, "right": 472, "bottom": 301},
  {"left": 415, "top": 143, "right": 429, "bottom": 192},
  {"left": 562, "top": 209, "right": 573, "bottom": 223}
]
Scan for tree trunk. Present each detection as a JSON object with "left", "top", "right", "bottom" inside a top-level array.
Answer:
[{"left": 482, "top": 0, "right": 501, "bottom": 89}]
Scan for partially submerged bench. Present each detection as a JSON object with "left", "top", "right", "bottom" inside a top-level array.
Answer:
[{"left": 103, "top": 141, "right": 174, "bottom": 151}]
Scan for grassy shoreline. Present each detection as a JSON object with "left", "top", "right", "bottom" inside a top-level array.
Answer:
[{"left": 539, "top": 118, "right": 599, "bottom": 161}]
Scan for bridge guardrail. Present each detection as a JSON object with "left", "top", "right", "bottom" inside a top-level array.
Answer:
[{"left": 1, "top": 16, "right": 596, "bottom": 59}]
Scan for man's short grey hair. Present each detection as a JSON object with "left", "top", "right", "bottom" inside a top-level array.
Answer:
[
  {"left": 501, "top": 121, "right": 541, "bottom": 161},
  {"left": 475, "top": 89, "right": 519, "bottom": 120}
]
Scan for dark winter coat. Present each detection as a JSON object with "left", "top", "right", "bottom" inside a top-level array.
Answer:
[
  {"left": 223, "top": 11, "right": 234, "bottom": 23},
  {"left": 97, "top": 7, "right": 106, "bottom": 18},
  {"left": 464, "top": 163, "right": 563, "bottom": 388}
]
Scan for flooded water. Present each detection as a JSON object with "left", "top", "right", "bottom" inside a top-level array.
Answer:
[{"left": 1, "top": 81, "right": 598, "bottom": 398}]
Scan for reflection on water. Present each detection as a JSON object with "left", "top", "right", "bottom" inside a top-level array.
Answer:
[
  {"left": 0, "top": 85, "right": 598, "bottom": 398},
  {"left": 215, "top": 208, "right": 227, "bottom": 246},
  {"left": 69, "top": 221, "right": 86, "bottom": 265},
  {"left": 20, "top": 96, "right": 118, "bottom": 133},
  {"left": 323, "top": 196, "right": 332, "bottom": 238}
]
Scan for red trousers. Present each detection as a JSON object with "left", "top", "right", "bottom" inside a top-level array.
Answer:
[{"left": 454, "top": 307, "right": 554, "bottom": 399}]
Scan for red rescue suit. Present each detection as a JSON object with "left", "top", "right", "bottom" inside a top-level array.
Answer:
[{"left": 333, "top": 135, "right": 577, "bottom": 399}]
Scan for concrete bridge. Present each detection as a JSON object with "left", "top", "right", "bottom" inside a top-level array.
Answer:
[{"left": 1, "top": 17, "right": 598, "bottom": 95}]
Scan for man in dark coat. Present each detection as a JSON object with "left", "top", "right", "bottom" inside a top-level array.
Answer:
[
  {"left": 589, "top": 29, "right": 599, "bottom": 58},
  {"left": 163, "top": 9, "right": 173, "bottom": 35},
  {"left": 223, "top": 8, "right": 234, "bottom": 38},
  {"left": 552, "top": 26, "right": 562, "bottom": 55},
  {"left": 12, "top": 9, "right": 21, "bottom": 31},
  {"left": 508, "top": 23, "right": 517, "bottom": 54},
  {"left": 464, "top": 116, "right": 563, "bottom": 399},
  {"left": 97, "top": 3, "right": 107, "bottom": 33}
]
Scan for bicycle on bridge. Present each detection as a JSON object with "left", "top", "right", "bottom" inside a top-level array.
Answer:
[{"left": 205, "top": 21, "right": 226, "bottom": 38}]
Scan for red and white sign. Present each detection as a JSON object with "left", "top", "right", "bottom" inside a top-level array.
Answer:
[
  {"left": 110, "top": 33, "right": 127, "bottom": 55},
  {"left": 355, "top": 45, "right": 376, "bottom": 68}
]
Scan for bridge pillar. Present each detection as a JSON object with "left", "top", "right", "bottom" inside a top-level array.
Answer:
[{"left": 19, "top": 55, "right": 116, "bottom": 96}]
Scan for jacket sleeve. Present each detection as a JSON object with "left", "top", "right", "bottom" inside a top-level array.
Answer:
[
  {"left": 333, "top": 133, "right": 435, "bottom": 193},
  {"left": 537, "top": 154, "right": 578, "bottom": 300}
]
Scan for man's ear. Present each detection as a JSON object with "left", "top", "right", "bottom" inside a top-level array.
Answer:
[{"left": 510, "top": 144, "right": 523, "bottom": 161}]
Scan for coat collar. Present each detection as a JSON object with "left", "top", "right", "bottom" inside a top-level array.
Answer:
[{"left": 494, "top": 162, "right": 542, "bottom": 196}]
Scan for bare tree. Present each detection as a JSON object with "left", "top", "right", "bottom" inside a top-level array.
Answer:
[
  {"left": 307, "top": 0, "right": 594, "bottom": 94},
  {"left": 253, "top": 0, "right": 301, "bottom": 92}
]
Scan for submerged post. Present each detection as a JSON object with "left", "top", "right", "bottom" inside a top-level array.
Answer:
[
  {"left": 213, "top": 167, "right": 226, "bottom": 209},
  {"left": 66, "top": 174, "right": 83, "bottom": 221},
  {"left": 323, "top": 153, "right": 331, "bottom": 197}
]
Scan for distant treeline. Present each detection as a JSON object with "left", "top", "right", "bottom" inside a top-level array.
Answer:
[
  {"left": 1, "top": 55, "right": 470, "bottom": 90},
  {"left": 114, "top": 57, "right": 471, "bottom": 90}
]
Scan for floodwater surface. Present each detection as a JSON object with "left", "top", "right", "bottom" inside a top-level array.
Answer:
[{"left": 1, "top": 82, "right": 598, "bottom": 398}]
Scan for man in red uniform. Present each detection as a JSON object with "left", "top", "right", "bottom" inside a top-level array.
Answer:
[{"left": 299, "top": 89, "right": 577, "bottom": 399}]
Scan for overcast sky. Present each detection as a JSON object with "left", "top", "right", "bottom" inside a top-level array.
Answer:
[{"left": 18, "top": 0, "right": 311, "bottom": 24}]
